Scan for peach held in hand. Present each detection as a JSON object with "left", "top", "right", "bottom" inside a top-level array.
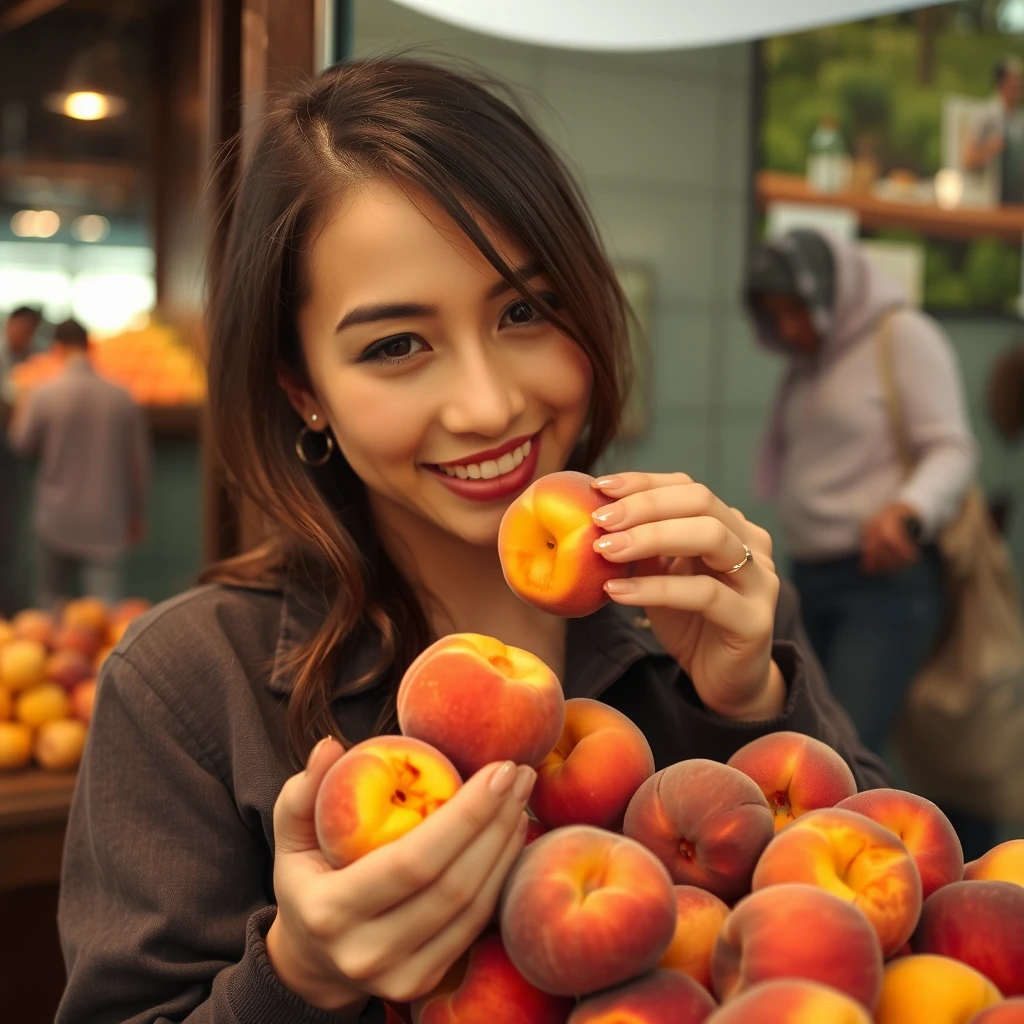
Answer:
[
  {"left": 875, "top": 954, "right": 1002, "bottom": 1024},
  {"left": 568, "top": 969, "right": 717, "bottom": 1024},
  {"left": 397, "top": 633, "right": 564, "bottom": 780},
  {"left": 727, "top": 730, "right": 857, "bottom": 832},
  {"left": 751, "top": 807, "right": 922, "bottom": 957},
  {"left": 657, "top": 885, "right": 730, "bottom": 992},
  {"left": 498, "top": 470, "right": 631, "bottom": 617},
  {"left": 711, "top": 883, "right": 883, "bottom": 1009},
  {"left": 965, "top": 840, "right": 1024, "bottom": 888},
  {"left": 911, "top": 879, "right": 1024, "bottom": 997},
  {"left": 705, "top": 978, "right": 873, "bottom": 1024},
  {"left": 500, "top": 825, "right": 677, "bottom": 997},
  {"left": 315, "top": 735, "right": 462, "bottom": 868},
  {"left": 411, "top": 931, "right": 573, "bottom": 1024},
  {"left": 623, "top": 758, "right": 774, "bottom": 903},
  {"left": 836, "top": 789, "right": 963, "bottom": 900},
  {"left": 529, "top": 697, "right": 654, "bottom": 832}
]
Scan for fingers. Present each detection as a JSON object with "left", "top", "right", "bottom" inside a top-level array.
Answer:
[
  {"left": 337, "top": 761, "right": 527, "bottom": 917},
  {"left": 274, "top": 737, "right": 346, "bottom": 856},
  {"left": 605, "top": 572, "right": 776, "bottom": 641}
]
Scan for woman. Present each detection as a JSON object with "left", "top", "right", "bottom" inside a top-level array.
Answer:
[
  {"left": 57, "top": 62, "right": 886, "bottom": 1024},
  {"left": 747, "top": 230, "right": 976, "bottom": 780}
]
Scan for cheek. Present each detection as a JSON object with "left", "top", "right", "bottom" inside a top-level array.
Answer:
[{"left": 527, "top": 335, "right": 594, "bottom": 418}]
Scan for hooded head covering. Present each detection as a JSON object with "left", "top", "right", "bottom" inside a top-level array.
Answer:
[{"left": 747, "top": 229, "right": 908, "bottom": 499}]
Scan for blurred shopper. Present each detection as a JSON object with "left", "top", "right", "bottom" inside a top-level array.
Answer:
[
  {"left": 0, "top": 305, "right": 43, "bottom": 614},
  {"left": 747, "top": 231, "right": 976, "bottom": 739},
  {"left": 7, "top": 318, "right": 149, "bottom": 608},
  {"left": 963, "top": 55, "right": 1024, "bottom": 205}
]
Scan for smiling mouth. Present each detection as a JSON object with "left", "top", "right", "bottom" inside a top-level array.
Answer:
[{"left": 426, "top": 433, "right": 537, "bottom": 481}]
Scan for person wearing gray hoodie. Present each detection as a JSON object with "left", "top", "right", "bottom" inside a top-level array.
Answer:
[{"left": 745, "top": 229, "right": 987, "bottom": 847}]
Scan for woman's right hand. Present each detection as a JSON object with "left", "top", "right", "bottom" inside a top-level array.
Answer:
[{"left": 265, "top": 738, "right": 535, "bottom": 1015}]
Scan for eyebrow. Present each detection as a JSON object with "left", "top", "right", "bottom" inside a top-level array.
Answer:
[{"left": 334, "top": 260, "right": 546, "bottom": 333}]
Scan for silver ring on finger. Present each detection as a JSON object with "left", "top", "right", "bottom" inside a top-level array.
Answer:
[{"left": 721, "top": 543, "right": 754, "bottom": 575}]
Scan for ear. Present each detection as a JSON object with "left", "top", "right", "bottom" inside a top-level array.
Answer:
[{"left": 277, "top": 369, "right": 328, "bottom": 431}]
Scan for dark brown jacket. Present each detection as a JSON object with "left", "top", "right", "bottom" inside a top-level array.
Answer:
[{"left": 56, "top": 579, "right": 888, "bottom": 1023}]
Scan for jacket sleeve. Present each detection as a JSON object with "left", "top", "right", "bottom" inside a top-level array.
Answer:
[{"left": 56, "top": 651, "right": 383, "bottom": 1024}]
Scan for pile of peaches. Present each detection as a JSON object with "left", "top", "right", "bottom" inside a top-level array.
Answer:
[
  {"left": 313, "top": 473, "right": 1024, "bottom": 1024},
  {"left": 0, "top": 597, "right": 149, "bottom": 772}
]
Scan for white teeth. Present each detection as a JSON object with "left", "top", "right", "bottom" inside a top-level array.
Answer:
[{"left": 437, "top": 436, "right": 535, "bottom": 482}]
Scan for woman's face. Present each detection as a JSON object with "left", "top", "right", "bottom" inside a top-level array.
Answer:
[
  {"left": 289, "top": 179, "right": 593, "bottom": 547},
  {"left": 757, "top": 292, "right": 820, "bottom": 355}
]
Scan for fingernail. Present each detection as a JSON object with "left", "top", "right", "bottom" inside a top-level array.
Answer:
[
  {"left": 592, "top": 503, "right": 623, "bottom": 526},
  {"left": 489, "top": 761, "right": 517, "bottom": 796},
  {"left": 305, "top": 737, "right": 332, "bottom": 773},
  {"left": 595, "top": 532, "right": 630, "bottom": 554},
  {"left": 593, "top": 476, "right": 624, "bottom": 491},
  {"left": 514, "top": 765, "right": 537, "bottom": 801},
  {"left": 604, "top": 579, "right": 636, "bottom": 594}
]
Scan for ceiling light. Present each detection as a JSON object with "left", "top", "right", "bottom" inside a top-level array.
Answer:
[
  {"left": 10, "top": 210, "right": 60, "bottom": 238},
  {"left": 45, "top": 41, "right": 128, "bottom": 122},
  {"left": 72, "top": 214, "right": 110, "bottom": 243}
]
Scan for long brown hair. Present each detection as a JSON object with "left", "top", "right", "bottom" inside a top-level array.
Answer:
[{"left": 204, "top": 57, "right": 633, "bottom": 767}]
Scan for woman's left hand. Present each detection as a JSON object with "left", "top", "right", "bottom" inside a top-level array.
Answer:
[{"left": 591, "top": 472, "right": 785, "bottom": 721}]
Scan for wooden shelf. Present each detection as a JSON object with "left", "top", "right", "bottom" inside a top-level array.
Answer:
[
  {"left": 757, "top": 171, "right": 1024, "bottom": 243},
  {"left": 0, "top": 769, "right": 76, "bottom": 834}
]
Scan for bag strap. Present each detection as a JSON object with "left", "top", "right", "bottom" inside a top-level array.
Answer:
[{"left": 875, "top": 310, "right": 915, "bottom": 480}]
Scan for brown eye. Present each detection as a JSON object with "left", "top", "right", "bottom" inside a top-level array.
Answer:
[
  {"left": 506, "top": 300, "right": 536, "bottom": 325},
  {"left": 381, "top": 336, "right": 413, "bottom": 358}
]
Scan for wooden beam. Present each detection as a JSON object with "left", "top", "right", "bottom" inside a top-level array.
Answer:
[{"left": 0, "top": 0, "right": 70, "bottom": 33}]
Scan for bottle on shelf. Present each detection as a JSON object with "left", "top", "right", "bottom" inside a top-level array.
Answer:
[{"left": 807, "top": 116, "right": 852, "bottom": 194}]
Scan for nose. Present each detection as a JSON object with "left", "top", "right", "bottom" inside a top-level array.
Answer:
[{"left": 438, "top": 341, "right": 526, "bottom": 438}]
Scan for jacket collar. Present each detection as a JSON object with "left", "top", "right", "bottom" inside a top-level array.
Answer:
[{"left": 267, "top": 579, "right": 671, "bottom": 702}]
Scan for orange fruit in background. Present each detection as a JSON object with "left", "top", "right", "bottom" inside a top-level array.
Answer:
[
  {"left": 0, "top": 687, "right": 12, "bottom": 722},
  {"left": 35, "top": 719, "right": 87, "bottom": 771},
  {"left": 0, "top": 639, "right": 47, "bottom": 692},
  {"left": 0, "top": 721, "right": 34, "bottom": 770},
  {"left": 16, "top": 683, "right": 71, "bottom": 728}
]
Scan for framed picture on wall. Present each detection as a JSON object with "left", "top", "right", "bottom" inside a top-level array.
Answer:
[{"left": 614, "top": 263, "right": 654, "bottom": 440}]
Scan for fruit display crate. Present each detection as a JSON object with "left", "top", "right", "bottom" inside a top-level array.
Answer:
[{"left": 0, "top": 768, "right": 75, "bottom": 892}]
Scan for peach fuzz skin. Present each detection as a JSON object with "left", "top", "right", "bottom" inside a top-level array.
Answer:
[
  {"left": 911, "top": 880, "right": 1024, "bottom": 997},
  {"left": 966, "top": 840, "right": 1024, "bottom": 888},
  {"left": 623, "top": 758, "right": 774, "bottom": 904},
  {"left": 497, "top": 470, "right": 631, "bottom": 618},
  {"left": 314, "top": 735, "right": 462, "bottom": 868},
  {"left": 971, "top": 1001, "right": 1024, "bottom": 1023},
  {"left": 704, "top": 978, "right": 874, "bottom": 1024},
  {"left": 751, "top": 807, "right": 922, "bottom": 957},
  {"left": 710, "top": 883, "right": 883, "bottom": 1009},
  {"left": 568, "top": 969, "right": 717, "bottom": 1024},
  {"left": 397, "top": 633, "right": 565, "bottom": 780},
  {"left": 411, "top": 932, "right": 573, "bottom": 1024},
  {"left": 727, "top": 730, "right": 857, "bottom": 832},
  {"left": 875, "top": 955, "right": 1002, "bottom": 1024},
  {"left": 658, "top": 885, "right": 729, "bottom": 991},
  {"left": 500, "top": 825, "right": 677, "bottom": 997},
  {"left": 529, "top": 697, "right": 655, "bottom": 832},
  {"left": 836, "top": 789, "right": 963, "bottom": 900}
]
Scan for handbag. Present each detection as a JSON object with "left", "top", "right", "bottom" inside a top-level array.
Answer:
[{"left": 876, "top": 311, "right": 1024, "bottom": 822}]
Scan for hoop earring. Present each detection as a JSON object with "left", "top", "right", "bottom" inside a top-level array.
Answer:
[{"left": 295, "top": 425, "right": 334, "bottom": 466}]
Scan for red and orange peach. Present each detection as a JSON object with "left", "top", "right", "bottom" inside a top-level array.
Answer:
[
  {"left": 315, "top": 735, "right": 462, "bottom": 868},
  {"left": 911, "top": 879, "right": 1024, "bottom": 997},
  {"left": 836, "top": 789, "right": 963, "bottom": 900},
  {"left": 965, "top": 840, "right": 1024, "bottom": 888},
  {"left": 61, "top": 596, "right": 109, "bottom": 636},
  {"left": 705, "top": 978, "right": 873, "bottom": 1023},
  {"left": 44, "top": 649, "right": 93, "bottom": 691},
  {"left": 411, "top": 932, "right": 573, "bottom": 1024},
  {"left": 568, "top": 969, "right": 716, "bottom": 1024},
  {"left": 500, "top": 825, "right": 676, "bottom": 997},
  {"left": 397, "top": 633, "right": 564, "bottom": 780},
  {"left": 971, "top": 1001, "right": 1024, "bottom": 1023},
  {"left": 751, "top": 807, "right": 922, "bottom": 957},
  {"left": 727, "top": 731, "right": 857, "bottom": 832},
  {"left": 11, "top": 609, "right": 54, "bottom": 647},
  {"left": 875, "top": 954, "right": 1002, "bottom": 1024},
  {"left": 623, "top": 758, "right": 774, "bottom": 903},
  {"left": 529, "top": 697, "right": 654, "bottom": 832},
  {"left": 51, "top": 624, "right": 103, "bottom": 661},
  {"left": 498, "top": 470, "right": 631, "bottom": 618},
  {"left": 0, "top": 638, "right": 47, "bottom": 692},
  {"left": 657, "top": 885, "right": 729, "bottom": 991},
  {"left": 710, "top": 883, "right": 883, "bottom": 1009}
]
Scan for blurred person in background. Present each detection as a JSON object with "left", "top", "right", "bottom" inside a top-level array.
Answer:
[
  {"left": 962, "top": 55, "right": 1024, "bottom": 205},
  {"left": 7, "top": 318, "right": 150, "bottom": 608},
  {"left": 745, "top": 230, "right": 990, "bottom": 852},
  {"left": 0, "top": 305, "right": 43, "bottom": 615}
]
